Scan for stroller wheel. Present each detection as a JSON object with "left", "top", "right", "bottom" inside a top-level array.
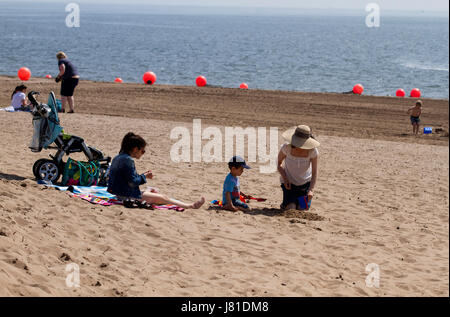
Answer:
[
  {"left": 34, "top": 159, "right": 61, "bottom": 183},
  {"left": 33, "top": 159, "right": 49, "bottom": 178}
]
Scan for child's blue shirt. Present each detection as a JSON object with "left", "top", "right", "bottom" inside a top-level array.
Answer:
[{"left": 222, "top": 173, "right": 240, "bottom": 205}]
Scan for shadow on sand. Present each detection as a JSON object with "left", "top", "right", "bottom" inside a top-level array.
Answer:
[
  {"left": 0, "top": 173, "right": 27, "bottom": 181},
  {"left": 208, "top": 205, "right": 324, "bottom": 221}
]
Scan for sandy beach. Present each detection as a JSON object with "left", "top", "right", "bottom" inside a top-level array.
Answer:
[{"left": 0, "top": 75, "right": 448, "bottom": 296}]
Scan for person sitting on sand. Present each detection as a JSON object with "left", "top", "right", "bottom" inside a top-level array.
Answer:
[
  {"left": 278, "top": 125, "right": 319, "bottom": 210},
  {"left": 407, "top": 100, "right": 423, "bottom": 135},
  {"left": 10, "top": 85, "right": 31, "bottom": 111},
  {"left": 107, "top": 132, "right": 205, "bottom": 209},
  {"left": 222, "top": 156, "right": 252, "bottom": 212}
]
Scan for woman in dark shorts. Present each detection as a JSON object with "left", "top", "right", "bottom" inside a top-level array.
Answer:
[
  {"left": 55, "top": 51, "right": 79, "bottom": 113},
  {"left": 277, "top": 125, "right": 320, "bottom": 210}
]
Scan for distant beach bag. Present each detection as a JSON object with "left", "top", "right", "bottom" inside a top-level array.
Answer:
[
  {"left": 62, "top": 158, "right": 100, "bottom": 186},
  {"left": 47, "top": 93, "right": 62, "bottom": 113},
  {"left": 297, "top": 196, "right": 312, "bottom": 211},
  {"left": 55, "top": 99, "right": 62, "bottom": 112}
]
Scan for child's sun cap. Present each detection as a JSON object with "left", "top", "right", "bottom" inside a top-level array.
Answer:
[{"left": 229, "top": 156, "right": 251, "bottom": 169}]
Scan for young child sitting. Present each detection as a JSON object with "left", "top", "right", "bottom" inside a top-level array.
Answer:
[
  {"left": 107, "top": 132, "right": 205, "bottom": 209},
  {"left": 222, "top": 156, "right": 251, "bottom": 212},
  {"left": 407, "top": 100, "right": 423, "bottom": 135}
]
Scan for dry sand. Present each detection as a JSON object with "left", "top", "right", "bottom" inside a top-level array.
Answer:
[{"left": 0, "top": 76, "right": 448, "bottom": 296}]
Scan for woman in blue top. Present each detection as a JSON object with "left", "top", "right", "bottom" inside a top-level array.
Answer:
[
  {"left": 108, "top": 132, "right": 205, "bottom": 209},
  {"left": 55, "top": 51, "right": 79, "bottom": 113}
]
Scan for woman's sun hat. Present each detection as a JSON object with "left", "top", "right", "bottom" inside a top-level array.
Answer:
[{"left": 282, "top": 125, "right": 320, "bottom": 149}]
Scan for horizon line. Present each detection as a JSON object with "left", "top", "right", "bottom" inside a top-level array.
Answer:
[{"left": 1, "top": 1, "right": 449, "bottom": 14}]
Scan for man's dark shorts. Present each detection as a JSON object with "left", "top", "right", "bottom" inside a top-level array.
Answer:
[{"left": 61, "top": 78, "right": 79, "bottom": 97}]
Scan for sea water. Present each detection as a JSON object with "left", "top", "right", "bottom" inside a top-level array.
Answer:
[{"left": 0, "top": 2, "right": 448, "bottom": 99}]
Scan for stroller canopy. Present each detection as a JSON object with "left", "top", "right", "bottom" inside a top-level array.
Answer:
[{"left": 29, "top": 91, "right": 63, "bottom": 152}]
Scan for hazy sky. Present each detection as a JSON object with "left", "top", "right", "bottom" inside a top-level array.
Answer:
[
  {"left": 132, "top": 0, "right": 450, "bottom": 11},
  {"left": 9, "top": 0, "right": 449, "bottom": 12}
]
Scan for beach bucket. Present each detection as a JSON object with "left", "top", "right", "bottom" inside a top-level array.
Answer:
[
  {"left": 297, "top": 196, "right": 311, "bottom": 211},
  {"left": 424, "top": 127, "right": 432, "bottom": 134}
]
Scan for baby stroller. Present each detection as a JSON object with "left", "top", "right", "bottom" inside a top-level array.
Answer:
[{"left": 28, "top": 91, "right": 111, "bottom": 185}]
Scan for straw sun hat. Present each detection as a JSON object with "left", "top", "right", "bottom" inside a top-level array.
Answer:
[{"left": 282, "top": 125, "right": 320, "bottom": 150}]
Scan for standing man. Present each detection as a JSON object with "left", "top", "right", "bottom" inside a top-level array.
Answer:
[{"left": 55, "top": 51, "right": 79, "bottom": 113}]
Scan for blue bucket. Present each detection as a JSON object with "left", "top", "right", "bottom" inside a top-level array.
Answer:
[
  {"left": 424, "top": 127, "right": 432, "bottom": 134},
  {"left": 297, "top": 196, "right": 311, "bottom": 211}
]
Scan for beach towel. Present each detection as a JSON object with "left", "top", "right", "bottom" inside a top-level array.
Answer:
[
  {"left": 70, "top": 193, "right": 122, "bottom": 206},
  {"left": 69, "top": 192, "right": 184, "bottom": 211},
  {"left": 37, "top": 182, "right": 184, "bottom": 211},
  {"left": 0, "top": 106, "right": 17, "bottom": 112},
  {"left": 151, "top": 204, "right": 185, "bottom": 212}
]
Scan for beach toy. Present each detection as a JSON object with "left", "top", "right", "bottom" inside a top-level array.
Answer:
[
  {"left": 424, "top": 127, "right": 432, "bottom": 134},
  {"left": 396, "top": 89, "right": 405, "bottom": 97},
  {"left": 353, "top": 84, "right": 364, "bottom": 95},
  {"left": 45, "top": 74, "right": 52, "bottom": 79},
  {"left": 196, "top": 76, "right": 207, "bottom": 87},
  {"left": 240, "top": 83, "right": 249, "bottom": 89},
  {"left": 114, "top": 77, "right": 123, "bottom": 83},
  {"left": 297, "top": 196, "right": 311, "bottom": 211},
  {"left": 410, "top": 88, "right": 421, "bottom": 98},
  {"left": 18, "top": 67, "right": 31, "bottom": 81},
  {"left": 143, "top": 72, "right": 156, "bottom": 85}
]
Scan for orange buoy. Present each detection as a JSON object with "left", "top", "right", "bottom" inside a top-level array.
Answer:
[
  {"left": 410, "top": 88, "right": 421, "bottom": 98},
  {"left": 353, "top": 84, "right": 364, "bottom": 95},
  {"left": 396, "top": 89, "right": 405, "bottom": 97},
  {"left": 115, "top": 77, "right": 123, "bottom": 83},
  {"left": 240, "top": 83, "right": 249, "bottom": 89},
  {"left": 196, "top": 76, "right": 207, "bottom": 87},
  {"left": 143, "top": 72, "right": 157, "bottom": 85},
  {"left": 45, "top": 74, "right": 52, "bottom": 79},
  {"left": 18, "top": 67, "right": 31, "bottom": 81}
]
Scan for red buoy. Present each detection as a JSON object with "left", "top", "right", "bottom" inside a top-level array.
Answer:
[
  {"left": 18, "top": 67, "right": 31, "bottom": 81},
  {"left": 45, "top": 74, "right": 52, "bottom": 79},
  {"left": 396, "top": 89, "right": 406, "bottom": 97},
  {"left": 143, "top": 72, "right": 157, "bottom": 85},
  {"left": 196, "top": 76, "right": 207, "bottom": 87},
  {"left": 240, "top": 83, "right": 249, "bottom": 89},
  {"left": 410, "top": 88, "right": 421, "bottom": 98},
  {"left": 115, "top": 77, "right": 123, "bottom": 83},
  {"left": 353, "top": 84, "right": 364, "bottom": 95}
]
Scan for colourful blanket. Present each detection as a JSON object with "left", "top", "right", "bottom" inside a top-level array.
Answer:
[{"left": 38, "top": 183, "right": 184, "bottom": 211}]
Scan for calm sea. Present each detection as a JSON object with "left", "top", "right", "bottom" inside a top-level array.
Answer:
[{"left": 0, "top": 2, "right": 448, "bottom": 99}]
